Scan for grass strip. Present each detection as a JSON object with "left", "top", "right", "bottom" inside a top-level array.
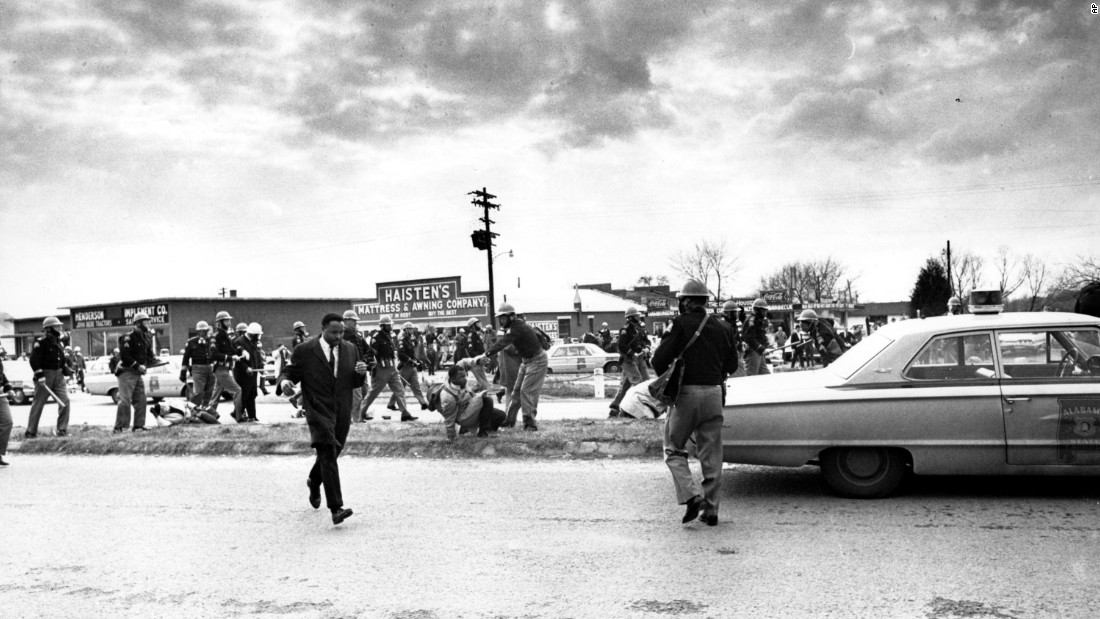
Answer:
[{"left": 10, "top": 419, "right": 665, "bottom": 459}]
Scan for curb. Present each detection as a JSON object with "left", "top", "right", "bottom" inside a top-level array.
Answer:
[{"left": 7, "top": 438, "right": 664, "bottom": 459}]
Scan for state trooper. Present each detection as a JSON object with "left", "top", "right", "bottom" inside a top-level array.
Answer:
[
  {"left": 362, "top": 315, "right": 417, "bottom": 421},
  {"left": 341, "top": 310, "right": 375, "bottom": 422},
  {"left": 25, "top": 316, "right": 72, "bottom": 438},
  {"left": 721, "top": 300, "right": 746, "bottom": 381},
  {"left": 235, "top": 322, "right": 248, "bottom": 339},
  {"left": 73, "top": 346, "right": 87, "bottom": 391},
  {"left": 741, "top": 298, "right": 771, "bottom": 376},
  {"left": 797, "top": 309, "right": 847, "bottom": 367},
  {"left": 208, "top": 311, "right": 245, "bottom": 422},
  {"left": 452, "top": 326, "right": 469, "bottom": 363},
  {"left": 608, "top": 306, "right": 650, "bottom": 417},
  {"left": 388, "top": 322, "right": 429, "bottom": 411},
  {"left": 234, "top": 322, "right": 264, "bottom": 422},
  {"left": 292, "top": 321, "right": 311, "bottom": 347},
  {"left": 114, "top": 312, "right": 159, "bottom": 433},
  {"left": 181, "top": 321, "right": 215, "bottom": 411},
  {"left": 597, "top": 322, "right": 613, "bottom": 351},
  {"left": 467, "top": 318, "right": 485, "bottom": 358},
  {"left": 947, "top": 296, "right": 963, "bottom": 315}
]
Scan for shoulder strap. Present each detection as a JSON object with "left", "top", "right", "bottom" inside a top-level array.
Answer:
[{"left": 676, "top": 314, "right": 709, "bottom": 359}]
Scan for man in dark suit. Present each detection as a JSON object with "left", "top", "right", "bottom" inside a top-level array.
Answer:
[{"left": 278, "top": 313, "right": 368, "bottom": 526}]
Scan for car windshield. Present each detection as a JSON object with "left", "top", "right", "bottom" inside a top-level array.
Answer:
[{"left": 828, "top": 331, "right": 894, "bottom": 380}]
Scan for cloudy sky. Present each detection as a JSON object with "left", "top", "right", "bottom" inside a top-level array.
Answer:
[{"left": 2, "top": 0, "right": 1097, "bottom": 317}]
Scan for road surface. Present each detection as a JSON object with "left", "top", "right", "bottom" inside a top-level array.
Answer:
[{"left": 2, "top": 456, "right": 1098, "bottom": 618}]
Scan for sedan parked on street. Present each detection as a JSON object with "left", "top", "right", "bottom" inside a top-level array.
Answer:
[
  {"left": 546, "top": 343, "right": 622, "bottom": 374},
  {"left": 85, "top": 355, "right": 192, "bottom": 404},
  {"left": 723, "top": 308, "right": 1100, "bottom": 498}
]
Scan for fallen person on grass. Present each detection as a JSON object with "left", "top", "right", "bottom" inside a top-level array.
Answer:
[{"left": 439, "top": 365, "right": 505, "bottom": 441}]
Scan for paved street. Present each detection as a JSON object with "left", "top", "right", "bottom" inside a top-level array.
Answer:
[
  {"left": 2, "top": 456, "right": 1098, "bottom": 618},
  {"left": 7, "top": 389, "right": 607, "bottom": 431}
]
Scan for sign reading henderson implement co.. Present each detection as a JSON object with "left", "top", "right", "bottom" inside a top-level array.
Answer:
[
  {"left": 352, "top": 277, "right": 489, "bottom": 323},
  {"left": 73, "top": 304, "right": 171, "bottom": 329}
]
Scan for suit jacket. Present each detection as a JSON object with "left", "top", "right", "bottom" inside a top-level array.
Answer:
[{"left": 278, "top": 337, "right": 366, "bottom": 448}]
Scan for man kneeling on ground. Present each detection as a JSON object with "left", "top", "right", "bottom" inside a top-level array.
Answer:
[{"left": 440, "top": 364, "right": 505, "bottom": 441}]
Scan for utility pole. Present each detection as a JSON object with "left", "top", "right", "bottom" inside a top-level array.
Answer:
[
  {"left": 945, "top": 240, "right": 953, "bottom": 297},
  {"left": 218, "top": 287, "right": 227, "bottom": 298},
  {"left": 468, "top": 187, "right": 500, "bottom": 328}
]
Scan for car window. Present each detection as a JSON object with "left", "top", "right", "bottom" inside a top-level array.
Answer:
[
  {"left": 827, "top": 332, "right": 893, "bottom": 380},
  {"left": 584, "top": 344, "right": 604, "bottom": 356},
  {"left": 999, "top": 328, "right": 1100, "bottom": 380},
  {"left": 904, "top": 333, "right": 995, "bottom": 381},
  {"left": 552, "top": 347, "right": 569, "bottom": 358}
]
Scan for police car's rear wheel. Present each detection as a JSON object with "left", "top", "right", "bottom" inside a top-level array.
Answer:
[
  {"left": 109, "top": 388, "right": 120, "bottom": 405},
  {"left": 821, "top": 447, "right": 906, "bottom": 498},
  {"left": 603, "top": 362, "right": 621, "bottom": 373}
]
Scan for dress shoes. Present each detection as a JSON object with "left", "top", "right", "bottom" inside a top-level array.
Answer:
[
  {"left": 476, "top": 430, "right": 490, "bottom": 438},
  {"left": 307, "top": 480, "right": 321, "bottom": 510},
  {"left": 331, "top": 508, "right": 354, "bottom": 525},
  {"left": 386, "top": 403, "right": 398, "bottom": 411},
  {"left": 23, "top": 432, "right": 37, "bottom": 439},
  {"left": 55, "top": 430, "right": 69, "bottom": 437},
  {"left": 700, "top": 514, "right": 718, "bottom": 527},
  {"left": 420, "top": 402, "right": 428, "bottom": 410},
  {"left": 608, "top": 406, "right": 621, "bottom": 418},
  {"left": 0, "top": 455, "right": 9, "bottom": 467},
  {"left": 401, "top": 414, "right": 418, "bottom": 422},
  {"left": 523, "top": 424, "right": 538, "bottom": 432},
  {"left": 381, "top": 414, "right": 391, "bottom": 420},
  {"left": 499, "top": 421, "right": 516, "bottom": 429},
  {"left": 682, "top": 496, "right": 704, "bottom": 524}
]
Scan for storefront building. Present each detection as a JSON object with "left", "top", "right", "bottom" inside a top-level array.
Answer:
[
  {"left": 62, "top": 297, "right": 354, "bottom": 358},
  {"left": 350, "top": 276, "right": 490, "bottom": 333}
]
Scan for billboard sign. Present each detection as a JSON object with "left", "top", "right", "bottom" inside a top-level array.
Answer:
[{"left": 351, "top": 276, "right": 489, "bottom": 323}]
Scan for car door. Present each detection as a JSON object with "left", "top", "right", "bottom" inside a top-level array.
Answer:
[
  {"left": 549, "top": 346, "right": 570, "bottom": 372},
  {"left": 572, "top": 345, "right": 589, "bottom": 372},
  {"left": 998, "top": 327, "right": 1100, "bottom": 465}
]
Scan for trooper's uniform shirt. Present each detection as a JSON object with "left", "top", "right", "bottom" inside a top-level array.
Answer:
[
  {"left": 742, "top": 313, "right": 770, "bottom": 356},
  {"left": 617, "top": 322, "right": 648, "bottom": 360},
  {"left": 468, "top": 328, "right": 485, "bottom": 357},
  {"left": 182, "top": 335, "right": 212, "bottom": 367},
  {"left": 397, "top": 335, "right": 421, "bottom": 370},
  {"left": 30, "top": 334, "right": 70, "bottom": 381},
  {"left": 452, "top": 331, "right": 469, "bottom": 361},
  {"left": 211, "top": 328, "right": 238, "bottom": 368},
  {"left": 370, "top": 330, "right": 399, "bottom": 367},
  {"left": 343, "top": 328, "right": 375, "bottom": 368},
  {"left": 598, "top": 328, "right": 613, "bottom": 350},
  {"left": 292, "top": 331, "right": 310, "bottom": 348},
  {"left": 119, "top": 327, "right": 155, "bottom": 372}
]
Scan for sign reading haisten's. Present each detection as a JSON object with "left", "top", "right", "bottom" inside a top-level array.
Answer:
[{"left": 351, "top": 276, "right": 489, "bottom": 323}]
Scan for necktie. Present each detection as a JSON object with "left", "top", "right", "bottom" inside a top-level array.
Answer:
[{"left": 330, "top": 345, "right": 337, "bottom": 376}]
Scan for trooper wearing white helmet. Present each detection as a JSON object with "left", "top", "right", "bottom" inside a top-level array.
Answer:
[
  {"left": 947, "top": 296, "right": 963, "bottom": 316},
  {"left": 653, "top": 279, "right": 739, "bottom": 527},
  {"left": 608, "top": 306, "right": 651, "bottom": 417},
  {"left": 340, "top": 310, "right": 375, "bottom": 422},
  {"left": 387, "top": 321, "right": 430, "bottom": 411},
  {"left": 182, "top": 320, "right": 216, "bottom": 413},
  {"left": 24, "top": 316, "right": 73, "bottom": 438},
  {"left": 361, "top": 314, "right": 416, "bottom": 422},
  {"left": 466, "top": 317, "right": 486, "bottom": 358},
  {"left": 208, "top": 310, "right": 245, "bottom": 422},
  {"left": 70, "top": 344, "right": 87, "bottom": 392},
  {"left": 740, "top": 298, "right": 771, "bottom": 377},
  {"left": 597, "top": 322, "right": 613, "bottom": 351},
  {"left": 111, "top": 311, "right": 161, "bottom": 433},
  {"left": 292, "top": 321, "right": 310, "bottom": 347},
  {"left": 481, "top": 302, "right": 549, "bottom": 431},
  {"left": 232, "top": 322, "right": 265, "bottom": 422},
  {"left": 797, "top": 309, "right": 847, "bottom": 367},
  {"left": 452, "top": 320, "right": 471, "bottom": 364}
]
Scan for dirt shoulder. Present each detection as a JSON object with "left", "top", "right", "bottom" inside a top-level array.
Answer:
[{"left": 9, "top": 419, "right": 665, "bottom": 459}]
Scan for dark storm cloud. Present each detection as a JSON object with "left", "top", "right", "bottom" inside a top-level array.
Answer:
[
  {"left": 285, "top": 0, "right": 712, "bottom": 146},
  {"left": 728, "top": 0, "right": 1099, "bottom": 164}
]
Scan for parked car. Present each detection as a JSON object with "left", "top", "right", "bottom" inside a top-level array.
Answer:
[
  {"left": 3, "top": 359, "right": 35, "bottom": 405},
  {"left": 85, "top": 355, "right": 192, "bottom": 404},
  {"left": 546, "top": 343, "right": 621, "bottom": 374},
  {"left": 723, "top": 310, "right": 1100, "bottom": 498}
]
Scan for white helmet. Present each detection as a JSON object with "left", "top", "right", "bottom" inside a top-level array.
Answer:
[
  {"left": 247, "top": 322, "right": 263, "bottom": 335},
  {"left": 379, "top": 315, "right": 394, "bottom": 326},
  {"left": 195, "top": 321, "right": 211, "bottom": 331}
]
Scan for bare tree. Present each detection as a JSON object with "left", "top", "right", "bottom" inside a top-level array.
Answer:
[
  {"left": 759, "top": 258, "right": 854, "bottom": 303},
  {"left": 802, "top": 257, "right": 846, "bottom": 302},
  {"left": 636, "top": 275, "right": 654, "bottom": 286},
  {"left": 655, "top": 274, "right": 669, "bottom": 286},
  {"left": 1020, "top": 253, "right": 1051, "bottom": 312},
  {"left": 1057, "top": 254, "right": 1100, "bottom": 289},
  {"left": 759, "top": 262, "right": 806, "bottom": 303},
  {"left": 993, "top": 246, "right": 1025, "bottom": 300},
  {"left": 948, "top": 250, "right": 985, "bottom": 301},
  {"left": 669, "top": 238, "right": 741, "bottom": 300}
]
